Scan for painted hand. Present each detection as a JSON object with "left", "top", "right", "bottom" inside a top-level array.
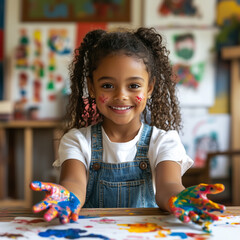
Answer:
[
  {"left": 168, "top": 183, "right": 226, "bottom": 232},
  {"left": 30, "top": 181, "right": 81, "bottom": 224}
]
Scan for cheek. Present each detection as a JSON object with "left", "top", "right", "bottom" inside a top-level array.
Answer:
[
  {"left": 135, "top": 94, "right": 145, "bottom": 104},
  {"left": 98, "top": 94, "right": 109, "bottom": 104}
]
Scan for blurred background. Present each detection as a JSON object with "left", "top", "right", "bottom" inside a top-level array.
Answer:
[{"left": 0, "top": 0, "right": 240, "bottom": 207}]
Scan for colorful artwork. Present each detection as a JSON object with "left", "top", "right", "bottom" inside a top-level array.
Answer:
[
  {"left": 217, "top": 0, "right": 240, "bottom": 26},
  {"left": 159, "top": 28, "right": 215, "bottom": 107},
  {"left": 143, "top": 0, "right": 217, "bottom": 27},
  {"left": 21, "top": 0, "right": 130, "bottom": 23},
  {"left": 11, "top": 25, "right": 76, "bottom": 119},
  {"left": 0, "top": 213, "right": 240, "bottom": 239},
  {"left": 180, "top": 113, "right": 230, "bottom": 178},
  {"left": 0, "top": 0, "right": 4, "bottom": 100},
  {"left": 209, "top": 60, "right": 230, "bottom": 114}
]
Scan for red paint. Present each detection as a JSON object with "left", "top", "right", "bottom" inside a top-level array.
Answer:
[
  {"left": 14, "top": 219, "right": 45, "bottom": 224},
  {"left": 99, "top": 95, "right": 108, "bottom": 103},
  {"left": 186, "top": 232, "right": 209, "bottom": 239},
  {"left": 0, "top": 233, "right": 24, "bottom": 238},
  {"left": 135, "top": 95, "right": 144, "bottom": 104}
]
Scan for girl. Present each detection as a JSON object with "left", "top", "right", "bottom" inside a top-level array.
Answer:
[{"left": 31, "top": 27, "right": 225, "bottom": 229}]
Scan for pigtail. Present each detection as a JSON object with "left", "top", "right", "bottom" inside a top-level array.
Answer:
[
  {"left": 135, "top": 28, "right": 181, "bottom": 132},
  {"left": 64, "top": 29, "right": 106, "bottom": 132}
]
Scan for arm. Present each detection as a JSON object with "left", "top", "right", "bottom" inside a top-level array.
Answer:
[
  {"left": 155, "top": 160, "right": 184, "bottom": 211},
  {"left": 59, "top": 159, "right": 88, "bottom": 208}
]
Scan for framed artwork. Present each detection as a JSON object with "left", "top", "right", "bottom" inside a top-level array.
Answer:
[
  {"left": 158, "top": 28, "right": 216, "bottom": 107},
  {"left": 10, "top": 25, "right": 76, "bottom": 119},
  {"left": 180, "top": 112, "right": 230, "bottom": 178},
  {"left": 21, "top": 0, "right": 131, "bottom": 22},
  {"left": 143, "top": 0, "right": 217, "bottom": 27}
]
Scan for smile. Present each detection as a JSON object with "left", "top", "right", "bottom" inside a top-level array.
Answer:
[{"left": 109, "top": 106, "right": 132, "bottom": 110}]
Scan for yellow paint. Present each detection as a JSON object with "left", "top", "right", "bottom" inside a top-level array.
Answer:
[
  {"left": 155, "top": 230, "right": 171, "bottom": 238},
  {"left": 203, "top": 221, "right": 212, "bottom": 233},
  {"left": 118, "top": 223, "right": 170, "bottom": 233},
  {"left": 217, "top": 1, "right": 240, "bottom": 26}
]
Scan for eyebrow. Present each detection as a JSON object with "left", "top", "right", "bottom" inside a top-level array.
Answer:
[{"left": 97, "top": 76, "right": 145, "bottom": 82}]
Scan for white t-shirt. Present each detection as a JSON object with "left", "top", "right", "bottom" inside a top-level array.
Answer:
[{"left": 53, "top": 123, "right": 193, "bottom": 185}]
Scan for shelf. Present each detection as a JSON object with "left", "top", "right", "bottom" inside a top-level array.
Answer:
[{"left": 0, "top": 120, "right": 63, "bottom": 128}]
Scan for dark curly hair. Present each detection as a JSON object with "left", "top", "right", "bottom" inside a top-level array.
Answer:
[{"left": 64, "top": 27, "right": 181, "bottom": 132}]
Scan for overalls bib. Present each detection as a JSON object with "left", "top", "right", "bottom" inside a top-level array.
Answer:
[{"left": 83, "top": 123, "right": 158, "bottom": 208}]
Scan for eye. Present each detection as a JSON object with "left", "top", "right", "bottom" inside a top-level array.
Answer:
[
  {"left": 102, "top": 83, "right": 113, "bottom": 89},
  {"left": 129, "top": 84, "right": 141, "bottom": 89}
]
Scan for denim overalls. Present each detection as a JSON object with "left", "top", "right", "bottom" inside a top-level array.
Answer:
[{"left": 83, "top": 123, "right": 158, "bottom": 208}]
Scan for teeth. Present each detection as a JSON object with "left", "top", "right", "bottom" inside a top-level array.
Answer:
[{"left": 111, "top": 106, "right": 131, "bottom": 110}]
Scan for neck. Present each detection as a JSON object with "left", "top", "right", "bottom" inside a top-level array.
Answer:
[{"left": 102, "top": 120, "right": 142, "bottom": 143}]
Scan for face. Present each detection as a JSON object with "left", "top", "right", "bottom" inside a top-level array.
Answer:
[{"left": 88, "top": 54, "right": 154, "bottom": 128}]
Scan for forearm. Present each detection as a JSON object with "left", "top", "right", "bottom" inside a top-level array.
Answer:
[
  {"left": 155, "top": 182, "right": 185, "bottom": 212},
  {"left": 59, "top": 159, "right": 88, "bottom": 208}
]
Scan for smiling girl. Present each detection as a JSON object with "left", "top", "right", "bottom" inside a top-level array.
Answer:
[{"left": 30, "top": 28, "right": 225, "bottom": 228}]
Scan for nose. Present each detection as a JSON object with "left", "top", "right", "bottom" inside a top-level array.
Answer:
[{"left": 113, "top": 87, "right": 128, "bottom": 101}]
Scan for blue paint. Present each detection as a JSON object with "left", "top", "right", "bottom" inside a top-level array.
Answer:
[
  {"left": 38, "top": 228, "right": 110, "bottom": 239},
  {"left": 78, "top": 216, "right": 98, "bottom": 219},
  {"left": 170, "top": 232, "right": 188, "bottom": 239},
  {"left": 39, "top": 229, "right": 86, "bottom": 239}
]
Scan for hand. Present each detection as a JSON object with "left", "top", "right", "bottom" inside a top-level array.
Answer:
[
  {"left": 168, "top": 183, "right": 226, "bottom": 232},
  {"left": 30, "top": 181, "right": 81, "bottom": 224}
]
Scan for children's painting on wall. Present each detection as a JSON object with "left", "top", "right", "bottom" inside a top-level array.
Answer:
[
  {"left": 180, "top": 113, "right": 230, "bottom": 178},
  {"left": 143, "top": 0, "right": 217, "bottom": 27},
  {"left": 21, "top": 0, "right": 131, "bottom": 23},
  {"left": 10, "top": 25, "right": 76, "bottom": 120},
  {"left": 159, "top": 28, "right": 216, "bottom": 107}
]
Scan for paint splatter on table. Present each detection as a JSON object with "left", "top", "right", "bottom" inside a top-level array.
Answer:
[{"left": 0, "top": 213, "right": 240, "bottom": 239}]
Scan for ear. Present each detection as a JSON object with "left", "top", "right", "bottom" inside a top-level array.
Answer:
[
  {"left": 147, "top": 77, "right": 155, "bottom": 97},
  {"left": 87, "top": 77, "right": 95, "bottom": 98}
]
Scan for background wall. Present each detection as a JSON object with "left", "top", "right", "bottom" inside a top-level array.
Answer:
[{"left": 1, "top": 0, "right": 237, "bottom": 205}]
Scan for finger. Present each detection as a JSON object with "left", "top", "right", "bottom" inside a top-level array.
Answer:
[
  {"left": 71, "top": 207, "right": 81, "bottom": 222},
  {"left": 30, "top": 181, "right": 52, "bottom": 192},
  {"left": 172, "top": 207, "right": 190, "bottom": 223},
  {"left": 207, "top": 183, "right": 225, "bottom": 195},
  {"left": 198, "top": 210, "right": 219, "bottom": 222},
  {"left": 188, "top": 211, "right": 200, "bottom": 223},
  {"left": 200, "top": 200, "right": 226, "bottom": 213},
  {"left": 44, "top": 206, "right": 59, "bottom": 222},
  {"left": 32, "top": 201, "right": 51, "bottom": 213},
  {"left": 59, "top": 207, "right": 71, "bottom": 224}
]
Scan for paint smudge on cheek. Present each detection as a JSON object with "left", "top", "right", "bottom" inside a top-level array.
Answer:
[
  {"left": 99, "top": 95, "right": 108, "bottom": 104},
  {"left": 38, "top": 228, "right": 110, "bottom": 239},
  {"left": 135, "top": 95, "right": 145, "bottom": 104}
]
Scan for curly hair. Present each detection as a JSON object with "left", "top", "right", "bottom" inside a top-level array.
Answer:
[{"left": 64, "top": 27, "right": 182, "bottom": 133}]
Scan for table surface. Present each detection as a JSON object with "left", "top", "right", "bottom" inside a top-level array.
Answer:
[{"left": 0, "top": 207, "right": 239, "bottom": 222}]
